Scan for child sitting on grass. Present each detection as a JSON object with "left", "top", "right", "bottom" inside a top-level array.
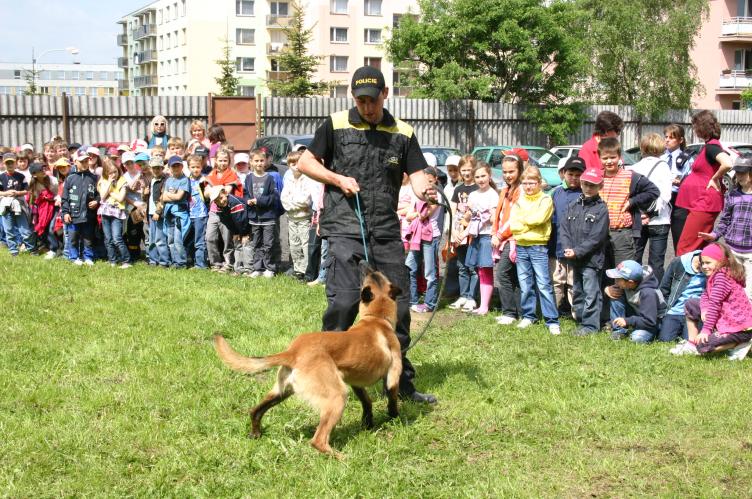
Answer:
[
  {"left": 672, "top": 242, "right": 752, "bottom": 359},
  {"left": 605, "top": 260, "right": 666, "bottom": 343}
]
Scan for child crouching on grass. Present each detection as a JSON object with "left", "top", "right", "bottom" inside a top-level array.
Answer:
[
  {"left": 510, "top": 166, "right": 560, "bottom": 334},
  {"left": 672, "top": 242, "right": 752, "bottom": 359},
  {"left": 605, "top": 260, "right": 666, "bottom": 343}
]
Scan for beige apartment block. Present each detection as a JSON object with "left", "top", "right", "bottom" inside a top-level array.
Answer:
[
  {"left": 117, "top": 0, "right": 420, "bottom": 97},
  {"left": 0, "top": 63, "right": 121, "bottom": 97}
]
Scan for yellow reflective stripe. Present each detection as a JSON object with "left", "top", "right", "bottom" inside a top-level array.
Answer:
[
  {"left": 330, "top": 110, "right": 414, "bottom": 138},
  {"left": 330, "top": 110, "right": 352, "bottom": 130},
  {"left": 376, "top": 119, "right": 413, "bottom": 139}
]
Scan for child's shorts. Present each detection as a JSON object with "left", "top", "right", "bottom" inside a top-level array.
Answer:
[
  {"left": 465, "top": 234, "right": 493, "bottom": 268},
  {"left": 697, "top": 330, "right": 752, "bottom": 354}
]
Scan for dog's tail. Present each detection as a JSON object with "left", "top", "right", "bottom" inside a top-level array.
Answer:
[{"left": 213, "top": 335, "right": 290, "bottom": 374}]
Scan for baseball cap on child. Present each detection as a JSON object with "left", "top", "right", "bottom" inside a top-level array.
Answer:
[
  {"left": 20, "top": 143, "right": 34, "bottom": 153},
  {"left": 580, "top": 167, "right": 603, "bottom": 185},
  {"left": 149, "top": 157, "right": 164, "bottom": 168},
  {"left": 131, "top": 139, "right": 148, "bottom": 152},
  {"left": 68, "top": 142, "right": 82, "bottom": 151},
  {"left": 560, "top": 156, "right": 586, "bottom": 173},
  {"left": 86, "top": 146, "right": 100, "bottom": 157},
  {"left": 606, "top": 260, "right": 644, "bottom": 281},
  {"left": 135, "top": 152, "right": 150, "bottom": 163},
  {"left": 194, "top": 145, "right": 209, "bottom": 157},
  {"left": 54, "top": 157, "right": 71, "bottom": 168},
  {"left": 28, "top": 163, "right": 44, "bottom": 175},
  {"left": 351, "top": 65, "right": 386, "bottom": 99},
  {"left": 445, "top": 154, "right": 461, "bottom": 167},
  {"left": 121, "top": 151, "right": 136, "bottom": 163},
  {"left": 117, "top": 144, "right": 131, "bottom": 153},
  {"left": 234, "top": 152, "right": 250, "bottom": 165},
  {"left": 167, "top": 155, "right": 183, "bottom": 167},
  {"left": 75, "top": 147, "right": 90, "bottom": 161},
  {"left": 208, "top": 185, "right": 224, "bottom": 203},
  {"left": 733, "top": 153, "right": 752, "bottom": 174},
  {"left": 3, "top": 152, "right": 17, "bottom": 163}
]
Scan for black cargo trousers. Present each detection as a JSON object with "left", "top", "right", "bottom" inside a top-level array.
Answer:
[{"left": 322, "top": 235, "right": 417, "bottom": 395}]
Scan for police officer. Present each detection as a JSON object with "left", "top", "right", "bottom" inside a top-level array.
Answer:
[{"left": 298, "top": 66, "right": 437, "bottom": 404}]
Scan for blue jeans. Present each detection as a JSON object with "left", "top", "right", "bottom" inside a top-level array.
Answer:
[
  {"left": 516, "top": 245, "right": 559, "bottom": 325},
  {"left": 2, "top": 210, "right": 35, "bottom": 255},
  {"left": 165, "top": 210, "right": 191, "bottom": 268},
  {"left": 634, "top": 224, "right": 669, "bottom": 283},
  {"left": 191, "top": 216, "right": 208, "bottom": 268},
  {"left": 317, "top": 238, "right": 329, "bottom": 281},
  {"left": 456, "top": 244, "right": 478, "bottom": 301},
  {"left": 658, "top": 314, "right": 688, "bottom": 342},
  {"left": 405, "top": 237, "right": 440, "bottom": 309},
  {"left": 572, "top": 265, "right": 602, "bottom": 333},
  {"left": 67, "top": 221, "right": 94, "bottom": 261},
  {"left": 148, "top": 217, "right": 170, "bottom": 266},
  {"left": 610, "top": 295, "right": 657, "bottom": 343},
  {"left": 101, "top": 216, "right": 130, "bottom": 264}
]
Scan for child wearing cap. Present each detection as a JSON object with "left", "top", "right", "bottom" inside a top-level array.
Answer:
[
  {"left": 161, "top": 156, "right": 191, "bottom": 268},
  {"left": 122, "top": 151, "right": 147, "bottom": 261},
  {"left": 232, "top": 152, "right": 252, "bottom": 274},
  {"left": 605, "top": 259, "right": 666, "bottom": 342},
  {"left": 187, "top": 154, "right": 210, "bottom": 268},
  {"left": 61, "top": 149, "right": 99, "bottom": 264},
  {"left": 280, "top": 150, "right": 315, "bottom": 280},
  {"left": 698, "top": 153, "right": 752, "bottom": 301},
  {"left": 560, "top": 167, "right": 610, "bottom": 336},
  {"left": 146, "top": 157, "right": 171, "bottom": 267},
  {"left": 206, "top": 147, "right": 241, "bottom": 272},
  {"left": 0, "top": 153, "right": 36, "bottom": 256},
  {"left": 673, "top": 242, "right": 752, "bottom": 359},
  {"left": 244, "top": 148, "right": 280, "bottom": 278},
  {"left": 549, "top": 156, "right": 585, "bottom": 318}
]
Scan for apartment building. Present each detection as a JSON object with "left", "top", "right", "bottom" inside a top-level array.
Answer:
[
  {"left": 0, "top": 63, "right": 121, "bottom": 97},
  {"left": 692, "top": 0, "right": 752, "bottom": 109},
  {"left": 117, "top": 0, "right": 419, "bottom": 97}
]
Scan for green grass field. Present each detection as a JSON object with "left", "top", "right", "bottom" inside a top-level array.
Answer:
[{"left": 2, "top": 250, "right": 752, "bottom": 497}]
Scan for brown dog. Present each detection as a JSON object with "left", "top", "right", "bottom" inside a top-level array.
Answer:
[{"left": 213, "top": 268, "right": 403, "bottom": 457}]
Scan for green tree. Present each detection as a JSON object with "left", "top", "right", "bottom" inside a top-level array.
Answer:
[
  {"left": 215, "top": 38, "right": 240, "bottom": 96},
  {"left": 385, "top": 0, "right": 588, "bottom": 144},
  {"left": 23, "top": 68, "right": 40, "bottom": 96},
  {"left": 267, "top": 1, "right": 330, "bottom": 96},
  {"left": 741, "top": 87, "right": 752, "bottom": 110},
  {"left": 577, "top": 0, "right": 708, "bottom": 118}
]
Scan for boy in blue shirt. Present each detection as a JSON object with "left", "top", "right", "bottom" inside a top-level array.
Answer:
[
  {"left": 162, "top": 156, "right": 191, "bottom": 268},
  {"left": 245, "top": 149, "right": 280, "bottom": 278},
  {"left": 187, "top": 154, "right": 209, "bottom": 268},
  {"left": 61, "top": 148, "right": 99, "bottom": 264},
  {"left": 0, "top": 153, "right": 36, "bottom": 256}
]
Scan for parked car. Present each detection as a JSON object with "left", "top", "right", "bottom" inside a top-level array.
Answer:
[
  {"left": 472, "top": 145, "right": 562, "bottom": 191},
  {"left": 251, "top": 134, "right": 314, "bottom": 173},
  {"left": 550, "top": 145, "right": 580, "bottom": 161},
  {"left": 421, "top": 145, "right": 460, "bottom": 186}
]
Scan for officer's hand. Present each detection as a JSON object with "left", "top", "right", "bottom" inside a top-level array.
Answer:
[
  {"left": 421, "top": 186, "right": 438, "bottom": 204},
  {"left": 337, "top": 176, "right": 360, "bottom": 196}
]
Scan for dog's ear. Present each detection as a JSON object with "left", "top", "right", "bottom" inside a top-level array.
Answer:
[
  {"left": 361, "top": 285, "right": 374, "bottom": 304},
  {"left": 389, "top": 284, "right": 402, "bottom": 301}
]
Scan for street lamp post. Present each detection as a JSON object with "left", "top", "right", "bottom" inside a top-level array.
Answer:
[{"left": 30, "top": 46, "right": 80, "bottom": 95}]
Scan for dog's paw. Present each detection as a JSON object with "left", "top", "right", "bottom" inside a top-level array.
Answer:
[
  {"left": 362, "top": 414, "right": 374, "bottom": 429},
  {"left": 248, "top": 430, "right": 262, "bottom": 439}
]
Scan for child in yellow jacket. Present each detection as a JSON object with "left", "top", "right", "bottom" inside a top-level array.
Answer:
[{"left": 510, "top": 166, "right": 560, "bottom": 334}]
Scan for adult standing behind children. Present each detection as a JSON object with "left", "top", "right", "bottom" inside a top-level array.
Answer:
[
  {"left": 628, "top": 133, "right": 673, "bottom": 282},
  {"left": 145, "top": 115, "right": 170, "bottom": 150},
  {"left": 297, "top": 65, "right": 437, "bottom": 405},
  {"left": 579, "top": 111, "right": 624, "bottom": 172},
  {"left": 663, "top": 124, "right": 693, "bottom": 249},
  {"left": 674, "top": 110, "right": 732, "bottom": 256}
]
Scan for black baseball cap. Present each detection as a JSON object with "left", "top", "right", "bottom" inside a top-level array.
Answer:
[
  {"left": 68, "top": 142, "right": 81, "bottom": 151},
  {"left": 351, "top": 66, "right": 385, "bottom": 99},
  {"left": 559, "top": 156, "right": 586, "bottom": 173},
  {"left": 194, "top": 145, "right": 209, "bottom": 157},
  {"left": 29, "top": 163, "right": 44, "bottom": 175},
  {"left": 733, "top": 153, "right": 752, "bottom": 173}
]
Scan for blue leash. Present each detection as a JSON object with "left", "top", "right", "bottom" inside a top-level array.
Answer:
[{"left": 354, "top": 192, "right": 369, "bottom": 264}]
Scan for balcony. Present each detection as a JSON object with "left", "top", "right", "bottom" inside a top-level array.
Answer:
[
  {"left": 117, "top": 57, "right": 129, "bottom": 69},
  {"left": 266, "top": 42, "right": 289, "bottom": 54},
  {"left": 132, "top": 24, "right": 157, "bottom": 40},
  {"left": 717, "top": 70, "right": 752, "bottom": 93},
  {"left": 117, "top": 34, "right": 128, "bottom": 46},
  {"left": 266, "top": 70, "right": 290, "bottom": 81},
  {"left": 117, "top": 79, "right": 128, "bottom": 91},
  {"left": 720, "top": 17, "right": 752, "bottom": 42},
  {"left": 134, "top": 75, "right": 158, "bottom": 88},
  {"left": 266, "top": 15, "right": 292, "bottom": 28},
  {"left": 135, "top": 50, "right": 157, "bottom": 64}
]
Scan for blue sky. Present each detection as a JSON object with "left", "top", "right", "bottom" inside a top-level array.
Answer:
[{"left": 0, "top": 0, "right": 147, "bottom": 64}]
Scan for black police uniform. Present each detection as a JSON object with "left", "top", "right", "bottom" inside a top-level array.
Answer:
[{"left": 308, "top": 106, "right": 428, "bottom": 395}]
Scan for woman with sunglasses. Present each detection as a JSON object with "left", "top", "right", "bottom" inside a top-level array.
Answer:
[{"left": 145, "top": 115, "right": 171, "bottom": 150}]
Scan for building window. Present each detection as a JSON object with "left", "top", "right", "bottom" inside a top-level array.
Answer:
[
  {"left": 733, "top": 100, "right": 742, "bottom": 110},
  {"left": 236, "top": 0, "right": 254, "bottom": 16},
  {"left": 159, "top": 35, "right": 164, "bottom": 50},
  {"left": 330, "top": 55, "right": 348, "bottom": 72},
  {"left": 271, "top": 58, "right": 281, "bottom": 71},
  {"left": 235, "top": 57, "right": 255, "bottom": 72},
  {"left": 331, "top": 0, "right": 347, "bottom": 14},
  {"left": 364, "top": 28, "right": 381, "bottom": 44},
  {"left": 270, "top": 2, "right": 289, "bottom": 15},
  {"left": 13, "top": 70, "right": 21, "bottom": 80},
  {"left": 364, "top": 57, "right": 381, "bottom": 70},
  {"left": 165, "top": 6, "right": 170, "bottom": 21},
  {"left": 76, "top": 87, "right": 86, "bottom": 96},
  {"left": 174, "top": 30, "right": 179, "bottom": 48},
  {"left": 167, "top": 33, "right": 172, "bottom": 48},
  {"left": 330, "top": 85, "right": 348, "bottom": 97},
  {"left": 181, "top": 0, "right": 186, "bottom": 16},
  {"left": 236, "top": 28, "right": 255, "bottom": 45},
  {"left": 55, "top": 71, "right": 66, "bottom": 80},
  {"left": 173, "top": 2, "right": 178, "bottom": 19},
  {"left": 182, "top": 28, "right": 187, "bottom": 45},
  {"left": 330, "top": 27, "right": 348, "bottom": 43},
  {"left": 364, "top": 0, "right": 381, "bottom": 16},
  {"left": 183, "top": 57, "right": 188, "bottom": 73},
  {"left": 238, "top": 85, "right": 256, "bottom": 97},
  {"left": 100, "top": 71, "right": 109, "bottom": 80}
]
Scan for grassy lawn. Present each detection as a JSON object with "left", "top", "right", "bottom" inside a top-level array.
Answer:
[{"left": 2, "top": 250, "right": 752, "bottom": 497}]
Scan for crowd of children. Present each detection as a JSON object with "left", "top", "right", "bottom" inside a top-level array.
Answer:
[{"left": 4, "top": 111, "right": 752, "bottom": 360}]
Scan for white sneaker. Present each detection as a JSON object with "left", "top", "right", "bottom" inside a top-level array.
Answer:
[
  {"left": 517, "top": 318, "right": 533, "bottom": 329},
  {"left": 307, "top": 279, "right": 323, "bottom": 286},
  {"left": 460, "top": 299, "right": 477, "bottom": 312},
  {"left": 671, "top": 341, "right": 698, "bottom": 356},
  {"left": 263, "top": 270, "right": 274, "bottom": 278},
  {"left": 496, "top": 315, "right": 516, "bottom": 325},
  {"left": 120, "top": 263, "right": 132, "bottom": 269},
  {"left": 73, "top": 259, "right": 84, "bottom": 266},
  {"left": 84, "top": 259, "right": 94, "bottom": 266},
  {"left": 44, "top": 251, "right": 56, "bottom": 260},
  {"left": 548, "top": 324, "right": 561, "bottom": 335},
  {"left": 250, "top": 271, "right": 262, "bottom": 278},
  {"left": 728, "top": 341, "right": 752, "bottom": 361},
  {"left": 669, "top": 340, "right": 688, "bottom": 355},
  {"left": 448, "top": 297, "right": 467, "bottom": 310}
]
